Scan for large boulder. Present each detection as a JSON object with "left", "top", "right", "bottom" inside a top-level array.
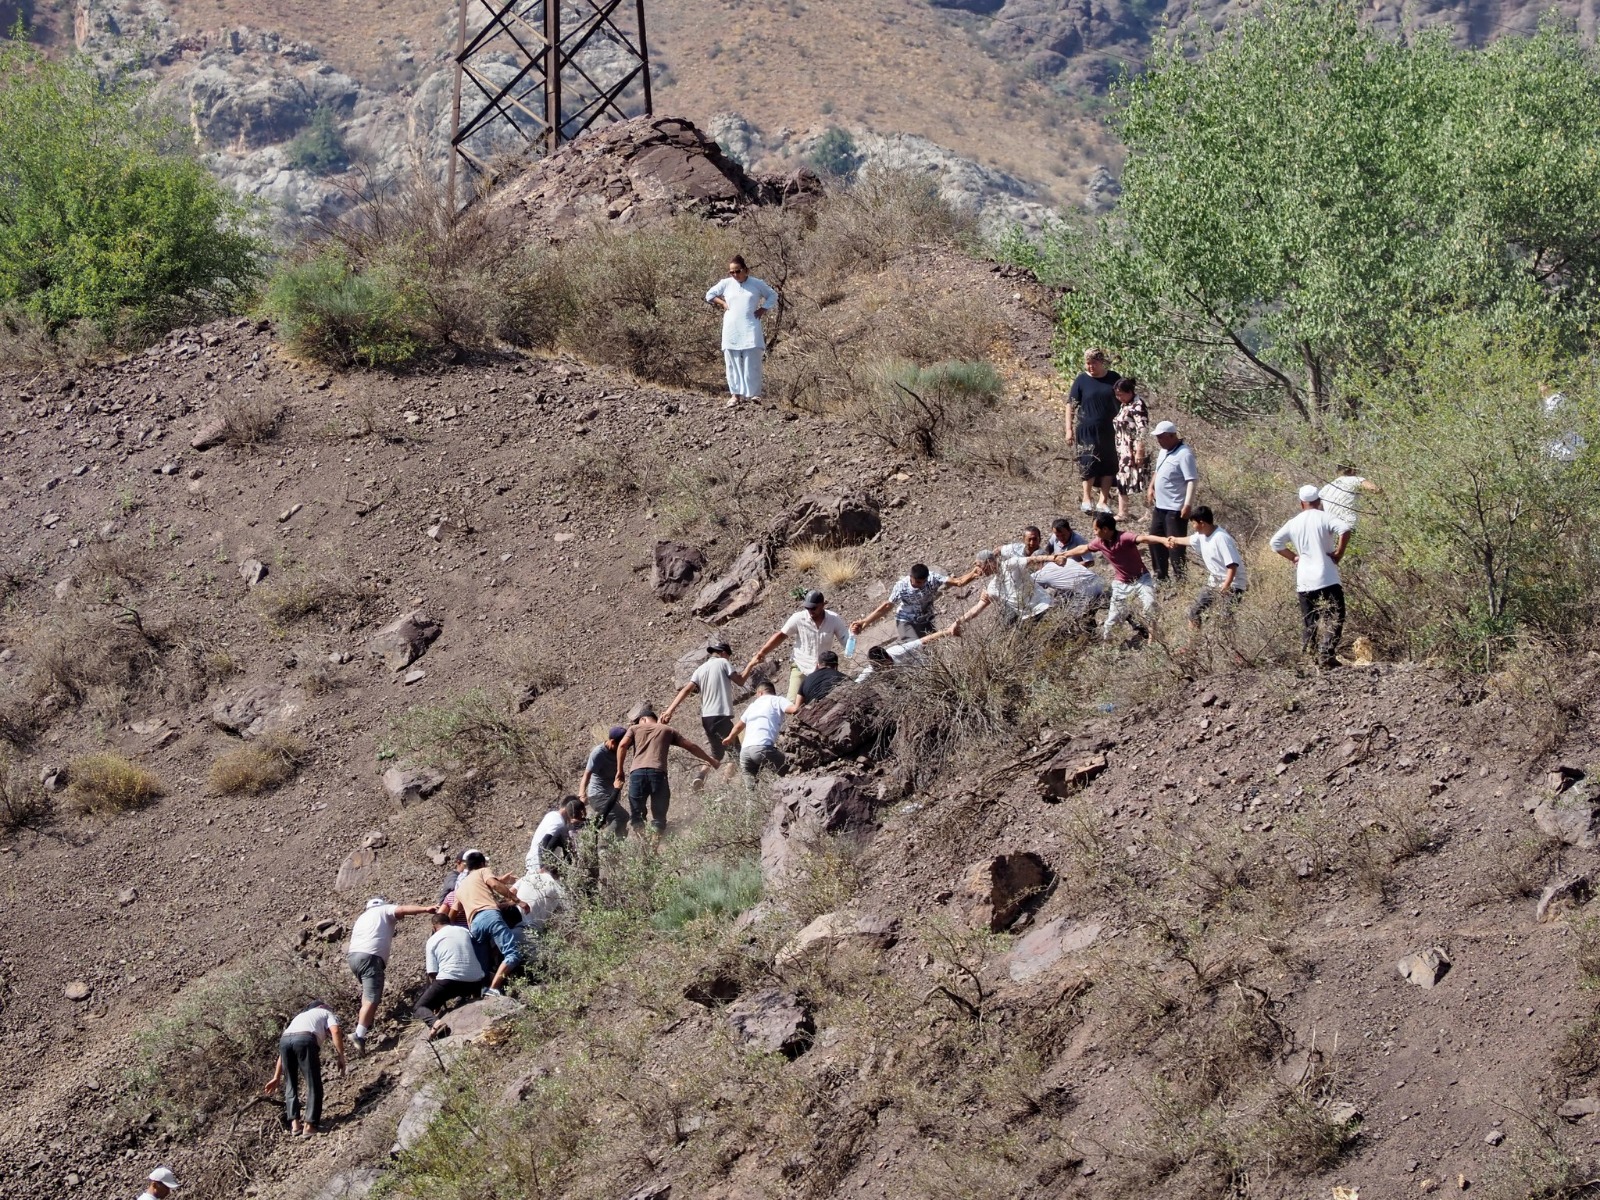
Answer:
[
  {"left": 1039, "top": 745, "right": 1109, "bottom": 800},
  {"left": 651, "top": 540, "right": 707, "bottom": 602},
  {"left": 771, "top": 490, "right": 881, "bottom": 547},
  {"left": 382, "top": 765, "right": 447, "bottom": 807},
  {"left": 761, "top": 773, "right": 876, "bottom": 883},
  {"left": 691, "top": 542, "right": 771, "bottom": 625},
  {"left": 775, "top": 910, "right": 898, "bottom": 967},
  {"left": 211, "top": 684, "right": 302, "bottom": 739},
  {"left": 370, "top": 610, "right": 442, "bottom": 672},
  {"left": 1528, "top": 772, "right": 1600, "bottom": 849},
  {"left": 1006, "top": 917, "right": 1103, "bottom": 983},
  {"left": 725, "top": 989, "right": 814, "bottom": 1058},
  {"left": 960, "top": 852, "right": 1054, "bottom": 932},
  {"left": 783, "top": 684, "right": 890, "bottom": 770}
]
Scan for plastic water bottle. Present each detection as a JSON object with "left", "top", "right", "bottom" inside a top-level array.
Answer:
[{"left": 844, "top": 633, "right": 857, "bottom": 658}]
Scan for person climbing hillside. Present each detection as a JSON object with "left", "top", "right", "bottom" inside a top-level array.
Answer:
[
  {"left": 1270, "top": 485, "right": 1352, "bottom": 669},
  {"left": 1057, "top": 512, "right": 1167, "bottom": 640},
  {"left": 744, "top": 590, "right": 851, "bottom": 702},
  {"left": 262, "top": 1000, "right": 346, "bottom": 1137},
  {"left": 958, "top": 546, "right": 1058, "bottom": 625},
  {"left": 1319, "top": 465, "right": 1380, "bottom": 529},
  {"left": 453, "top": 850, "right": 525, "bottom": 996},
  {"left": 1162, "top": 504, "right": 1247, "bottom": 628},
  {"left": 579, "top": 727, "right": 628, "bottom": 838},
  {"left": 1066, "top": 346, "right": 1120, "bottom": 516},
  {"left": 614, "top": 708, "right": 719, "bottom": 836},
  {"left": 851, "top": 562, "right": 954, "bottom": 642},
  {"left": 136, "top": 1166, "right": 180, "bottom": 1200},
  {"left": 1146, "top": 420, "right": 1198, "bottom": 582},
  {"left": 527, "top": 796, "right": 585, "bottom": 871},
  {"left": 345, "top": 896, "right": 438, "bottom": 1052},
  {"left": 412, "top": 912, "right": 486, "bottom": 1033},
  {"left": 794, "top": 649, "right": 850, "bottom": 709},
  {"left": 856, "top": 621, "right": 963, "bottom": 681},
  {"left": 660, "top": 641, "right": 745, "bottom": 785},
  {"left": 726, "top": 680, "right": 790, "bottom": 777},
  {"left": 1111, "top": 376, "right": 1150, "bottom": 520},
  {"left": 705, "top": 254, "right": 778, "bottom": 404}
]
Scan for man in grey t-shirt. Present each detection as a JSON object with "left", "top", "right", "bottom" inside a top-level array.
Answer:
[
  {"left": 579, "top": 726, "right": 627, "bottom": 836},
  {"left": 1146, "top": 420, "right": 1198, "bottom": 582},
  {"left": 661, "top": 641, "right": 745, "bottom": 784}
]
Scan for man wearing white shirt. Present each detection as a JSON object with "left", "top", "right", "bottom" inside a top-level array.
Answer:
[
  {"left": 525, "top": 797, "right": 584, "bottom": 873},
  {"left": 1163, "top": 505, "right": 1247, "bottom": 629},
  {"left": 413, "top": 914, "right": 486, "bottom": 1030},
  {"left": 1146, "top": 420, "right": 1199, "bottom": 582},
  {"left": 345, "top": 896, "right": 437, "bottom": 1051},
  {"left": 705, "top": 255, "right": 778, "bottom": 402},
  {"left": 744, "top": 590, "right": 851, "bottom": 702},
  {"left": 1319, "top": 466, "right": 1380, "bottom": 529},
  {"left": 726, "top": 681, "right": 790, "bottom": 778},
  {"left": 1270, "top": 485, "right": 1352, "bottom": 668}
]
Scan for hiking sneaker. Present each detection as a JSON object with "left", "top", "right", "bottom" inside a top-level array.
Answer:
[
  {"left": 1080, "top": 502, "right": 1093, "bottom": 514},
  {"left": 352, "top": 1033, "right": 368, "bottom": 1054},
  {"left": 484, "top": 987, "right": 504, "bottom": 998}
]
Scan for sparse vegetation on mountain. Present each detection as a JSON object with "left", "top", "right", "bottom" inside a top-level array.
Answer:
[{"left": 0, "top": 37, "right": 265, "bottom": 349}]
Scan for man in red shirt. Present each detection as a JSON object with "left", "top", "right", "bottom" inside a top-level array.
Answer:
[{"left": 1057, "top": 512, "right": 1167, "bottom": 639}]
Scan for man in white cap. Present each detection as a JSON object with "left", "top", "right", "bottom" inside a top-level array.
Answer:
[
  {"left": 1270, "top": 485, "right": 1352, "bottom": 668},
  {"left": 345, "top": 895, "right": 438, "bottom": 1052},
  {"left": 1146, "top": 420, "right": 1198, "bottom": 583},
  {"left": 138, "top": 1167, "right": 179, "bottom": 1200}
]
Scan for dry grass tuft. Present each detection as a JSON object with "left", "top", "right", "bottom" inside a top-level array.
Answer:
[
  {"left": 790, "top": 546, "right": 863, "bottom": 587},
  {"left": 67, "top": 752, "right": 164, "bottom": 814},
  {"left": 207, "top": 732, "right": 308, "bottom": 795},
  {"left": 218, "top": 394, "right": 283, "bottom": 445},
  {"left": 254, "top": 576, "right": 378, "bottom": 628}
]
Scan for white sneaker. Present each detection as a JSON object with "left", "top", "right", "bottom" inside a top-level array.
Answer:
[
  {"left": 1080, "top": 502, "right": 1093, "bottom": 514},
  {"left": 484, "top": 987, "right": 504, "bottom": 997}
]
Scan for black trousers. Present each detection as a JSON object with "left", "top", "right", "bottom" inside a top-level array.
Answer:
[
  {"left": 279, "top": 1033, "right": 323, "bottom": 1126},
  {"left": 1148, "top": 508, "right": 1188, "bottom": 580},
  {"left": 1298, "top": 584, "right": 1345, "bottom": 665},
  {"left": 413, "top": 978, "right": 483, "bottom": 1026}
]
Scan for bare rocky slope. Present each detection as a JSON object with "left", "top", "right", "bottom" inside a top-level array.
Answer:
[{"left": 5, "top": 230, "right": 1600, "bottom": 1200}]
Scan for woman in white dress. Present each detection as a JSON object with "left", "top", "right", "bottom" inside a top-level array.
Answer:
[{"left": 705, "top": 255, "right": 778, "bottom": 402}]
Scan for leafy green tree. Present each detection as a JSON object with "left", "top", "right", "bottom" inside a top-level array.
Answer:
[
  {"left": 286, "top": 105, "right": 350, "bottom": 175},
  {"left": 1055, "top": 1, "right": 1600, "bottom": 420},
  {"left": 0, "top": 36, "right": 265, "bottom": 344}
]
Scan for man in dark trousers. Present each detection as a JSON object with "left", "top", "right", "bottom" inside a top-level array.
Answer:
[
  {"left": 263, "top": 1001, "right": 347, "bottom": 1137},
  {"left": 1270, "top": 485, "right": 1353, "bottom": 668},
  {"left": 614, "top": 708, "right": 718, "bottom": 836},
  {"left": 1066, "top": 347, "right": 1121, "bottom": 516},
  {"left": 1146, "top": 419, "right": 1199, "bottom": 582}
]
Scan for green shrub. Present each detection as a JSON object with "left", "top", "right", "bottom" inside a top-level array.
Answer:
[
  {"left": 285, "top": 105, "right": 349, "bottom": 174},
  {"left": 858, "top": 358, "right": 1002, "bottom": 458},
  {"left": 808, "top": 126, "right": 863, "bottom": 182},
  {"left": 0, "top": 36, "right": 265, "bottom": 346},
  {"left": 391, "top": 688, "right": 573, "bottom": 788},
  {"left": 124, "top": 954, "right": 336, "bottom": 1137},
  {"left": 652, "top": 861, "right": 764, "bottom": 930},
  {"left": 1340, "top": 314, "right": 1600, "bottom": 662},
  {"left": 263, "top": 250, "right": 422, "bottom": 367}
]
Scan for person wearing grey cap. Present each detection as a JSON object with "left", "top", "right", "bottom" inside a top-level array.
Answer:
[
  {"left": 744, "top": 590, "right": 850, "bottom": 702},
  {"left": 580, "top": 727, "right": 629, "bottom": 837},
  {"left": 1270, "top": 485, "right": 1352, "bottom": 668},
  {"left": 1146, "top": 419, "right": 1198, "bottom": 582},
  {"left": 137, "top": 1166, "right": 180, "bottom": 1200},
  {"left": 661, "top": 641, "right": 747, "bottom": 784}
]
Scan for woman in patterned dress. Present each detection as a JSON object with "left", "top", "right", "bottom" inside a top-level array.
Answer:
[{"left": 1111, "top": 376, "right": 1149, "bottom": 520}]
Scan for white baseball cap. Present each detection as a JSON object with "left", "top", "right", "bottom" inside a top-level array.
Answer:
[
  {"left": 365, "top": 896, "right": 387, "bottom": 909},
  {"left": 1152, "top": 420, "right": 1178, "bottom": 436},
  {"left": 1298, "top": 484, "right": 1321, "bottom": 503},
  {"left": 149, "top": 1167, "right": 180, "bottom": 1188}
]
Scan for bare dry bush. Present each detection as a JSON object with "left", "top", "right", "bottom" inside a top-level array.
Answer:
[
  {"left": 0, "top": 749, "right": 49, "bottom": 830},
  {"left": 83, "top": 538, "right": 156, "bottom": 593},
  {"left": 207, "top": 731, "right": 308, "bottom": 795},
  {"left": 254, "top": 575, "right": 379, "bottom": 628},
  {"left": 0, "top": 307, "right": 109, "bottom": 369},
  {"left": 22, "top": 610, "right": 163, "bottom": 711},
  {"left": 218, "top": 394, "right": 283, "bottom": 445},
  {"left": 802, "top": 168, "right": 974, "bottom": 277},
  {"left": 67, "top": 751, "right": 164, "bottom": 814}
]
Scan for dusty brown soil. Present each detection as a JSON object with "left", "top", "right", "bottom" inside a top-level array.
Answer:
[{"left": 4, "top": 246, "right": 1600, "bottom": 1200}]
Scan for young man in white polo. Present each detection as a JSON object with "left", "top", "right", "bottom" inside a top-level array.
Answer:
[
  {"left": 744, "top": 590, "right": 850, "bottom": 702},
  {"left": 1163, "top": 505, "right": 1247, "bottom": 629},
  {"left": 1270, "top": 485, "right": 1352, "bottom": 668}
]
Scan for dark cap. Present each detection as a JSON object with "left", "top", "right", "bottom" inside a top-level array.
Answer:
[
  {"left": 817, "top": 650, "right": 839, "bottom": 667},
  {"left": 804, "top": 590, "right": 826, "bottom": 608},
  {"left": 707, "top": 641, "right": 732, "bottom": 654},
  {"left": 607, "top": 725, "right": 627, "bottom": 741}
]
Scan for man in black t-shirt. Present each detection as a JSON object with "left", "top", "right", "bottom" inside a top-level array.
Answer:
[
  {"left": 1066, "top": 346, "right": 1121, "bottom": 516},
  {"left": 793, "top": 650, "right": 849, "bottom": 710}
]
